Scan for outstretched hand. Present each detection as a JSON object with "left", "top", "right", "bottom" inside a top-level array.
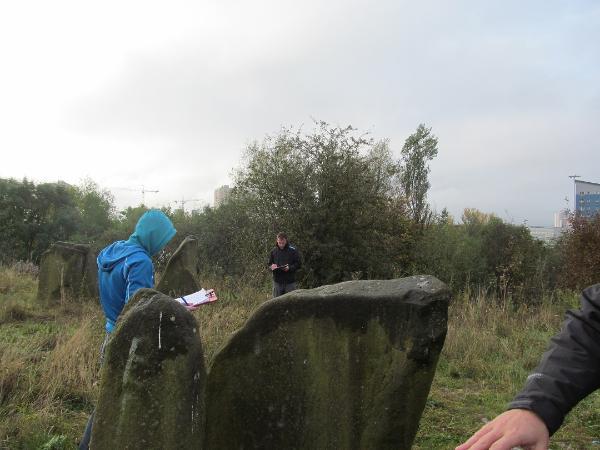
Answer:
[{"left": 455, "top": 409, "right": 549, "bottom": 450}]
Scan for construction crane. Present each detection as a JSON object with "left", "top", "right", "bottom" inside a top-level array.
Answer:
[
  {"left": 173, "top": 197, "right": 201, "bottom": 213},
  {"left": 112, "top": 185, "right": 159, "bottom": 205}
]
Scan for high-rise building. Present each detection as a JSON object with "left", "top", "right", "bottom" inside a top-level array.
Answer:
[
  {"left": 554, "top": 209, "right": 569, "bottom": 229},
  {"left": 575, "top": 179, "right": 600, "bottom": 218},
  {"left": 214, "top": 185, "right": 232, "bottom": 207}
]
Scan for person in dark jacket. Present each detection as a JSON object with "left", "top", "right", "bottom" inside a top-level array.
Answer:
[
  {"left": 79, "top": 209, "right": 178, "bottom": 450},
  {"left": 267, "top": 232, "right": 301, "bottom": 297},
  {"left": 456, "top": 283, "right": 600, "bottom": 450}
]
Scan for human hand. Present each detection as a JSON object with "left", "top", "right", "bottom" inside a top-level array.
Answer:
[
  {"left": 282, "top": 264, "right": 289, "bottom": 272},
  {"left": 184, "top": 304, "right": 200, "bottom": 312},
  {"left": 270, "top": 264, "right": 278, "bottom": 270},
  {"left": 455, "top": 409, "right": 549, "bottom": 450}
]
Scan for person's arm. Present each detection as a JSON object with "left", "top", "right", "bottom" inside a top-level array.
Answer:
[
  {"left": 457, "top": 284, "right": 600, "bottom": 449},
  {"left": 124, "top": 257, "right": 154, "bottom": 301},
  {"left": 268, "top": 249, "right": 277, "bottom": 271},
  {"left": 508, "top": 283, "right": 600, "bottom": 434},
  {"left": 287, "top": 248, "right": 301, "bottom": 273}
]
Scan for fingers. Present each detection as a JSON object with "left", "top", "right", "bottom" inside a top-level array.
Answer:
[
  {"left": 455, "top": 424, "right": 493, "bottom": 450},
  {"left": 489, "top": 435, "right": 525, "bottom": 450},
  {"left": 490, "top": 434, "right": 548, "bottom": 450},
  {"left": 457, "top": 431, "right": 515, "bottom": 450},
  {"left": 456, "top": 414, "right": 549, "bottom": 450}
]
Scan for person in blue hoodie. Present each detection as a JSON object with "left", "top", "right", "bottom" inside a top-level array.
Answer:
[
  {"left": 79, "top": 209, "right": 176, "bottom": 450},
  {"left": 97, "top": 209, "right": 177, "bottom": 335}
]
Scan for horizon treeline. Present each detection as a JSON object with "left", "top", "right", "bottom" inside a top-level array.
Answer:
[{"left": 1, "top": 122, "right": 598, "bottom": 301}]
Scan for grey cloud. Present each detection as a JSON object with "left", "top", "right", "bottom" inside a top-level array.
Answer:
[{"left": 64, "top": 0, "right": 600, "bottom": 224}]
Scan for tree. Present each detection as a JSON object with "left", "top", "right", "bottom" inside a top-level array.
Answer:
[
  {"left": 73, "top": 178, "right": 115, "bottom": 244},
  {"left": 231, "top": 121, "right": 413, "bottom": 287},
  {"left": 557, "top": 213, "right": 600, "bottom": 290},
  {"left": 480, "top": 218, "right": 548, "bottom": 302},
  {"left": 0, "top": 178, "right": 81, "bottom": 263},
  {"left": 416, "top": 207, "right": 555, "bottom": 302},
  {"left": 399, "top": 124, "right": 439, "bottom": 227}
]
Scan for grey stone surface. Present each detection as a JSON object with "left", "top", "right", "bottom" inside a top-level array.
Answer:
[
  {"left": 157, "top": 236, "right": 200, "bottom": 298},
  {"left": 204, "top": 275, "right": 450, "bottom": 450},
  {"left": 91, "top": 289, "right": 206, "bottom": 450},
  {"left": 36, "top": 242, "right": 97, "bottom": 304}
]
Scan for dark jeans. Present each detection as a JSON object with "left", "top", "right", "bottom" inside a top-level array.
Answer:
[
  {"left": 79, "top": 332, "right": 110, "bottom": 450},
  {"left": 79, "top": 412, "right": 94, "bottom": 450},
  {"left": 273, "top": 281, "right": 297, "bottom": 298}
]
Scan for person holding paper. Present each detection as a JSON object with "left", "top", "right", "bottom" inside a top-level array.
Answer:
[
  {"left": 268, "top": 231, "right": 301, "bottom": 297},
  {"left": 79, "top": 209, "right": 177, "bottom": 449}
]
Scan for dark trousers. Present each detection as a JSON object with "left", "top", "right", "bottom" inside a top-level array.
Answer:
[
  {"left": 79, "top": 412, "right": 94, "bottom": 450},
  {"left": 79, "top": 332, "right": 110, "bottom": 450},
  {"left": 273, "top": 281, "right": 297, "bottom": 298}
]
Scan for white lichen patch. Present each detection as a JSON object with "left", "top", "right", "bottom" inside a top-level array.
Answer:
[
  {"left": 122, "top": 336, "right": 141, "bottom": 385},
  {"left": 158, "top": 312, "right": 163, "bottom": 349}
]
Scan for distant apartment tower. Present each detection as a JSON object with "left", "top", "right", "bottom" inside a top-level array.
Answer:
[
  {"left": 575, "top": 179, "right": 600, "bottom": 218},
  {"left": 554, "top": 209, "right": 569, "bottom": 229},
  {"left": 214, "top": 185, "right": 232, "bottom": 207}
]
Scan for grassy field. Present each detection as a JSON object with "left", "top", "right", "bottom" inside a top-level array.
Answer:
[{"left": 0, "top": 266, "right": 598, "bottom": 449}]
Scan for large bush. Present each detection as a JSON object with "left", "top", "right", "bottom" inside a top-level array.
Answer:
[
  {"left": 199, "top": 122, "right": 415, "bottom": 287},
  {"left": 415, "top": 209, "right": 557, "bottom": 303},
  {"left": 557, "top": 213, "right": 600, "bottom": 290}
]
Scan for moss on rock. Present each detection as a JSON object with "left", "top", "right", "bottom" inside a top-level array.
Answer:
[
  {"left": 91, "top": 289, "right": 206, "bottom": 450},
  {"left": 157, "top": 236, "right": 200, "bottom": 298},
  {"left": 36, "top": 242, "right": 97, "bottom": 304},
  {"left": 204, "top": 276, "right": 450, "bottom": 450}
]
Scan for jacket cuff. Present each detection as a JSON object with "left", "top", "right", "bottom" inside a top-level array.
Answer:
[{"left": 507, "top": 398, "right": 563, "bottom": 436}]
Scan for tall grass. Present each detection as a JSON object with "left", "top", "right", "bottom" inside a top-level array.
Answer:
[
  {"left": 0, "top": 265, "right": 103, "bottom": 449},
  {"left": 1, "top": 265, "right": 598, "bottom": 449},
  {"left": 414, "top": 289, "right": 599, "bottom": 449},
  {"left": 0, "top": 267, "right": 269, "bottom": 449}
]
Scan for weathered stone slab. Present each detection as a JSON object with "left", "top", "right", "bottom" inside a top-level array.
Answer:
[
  {"left": 36, "top": 242, "right": 97, "bottom": 304},
  {"left": 91, "top": 289, "right": 206, "bottom": 450},
  {"left": 157, "top": 236, "right": 200, "bottom": 298},
  {"left": 204, "top": 275, "right": 449, "bottom": 450}
]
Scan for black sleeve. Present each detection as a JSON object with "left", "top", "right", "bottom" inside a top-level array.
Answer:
[
  {"left": 289, "top": 248, "right": 301, "bottom": 272},
  {"left": 267, "top": 249, "right": 275, "bottom": 268},
  {"left": 508, "top": 284, "right": 600, "bottom": 435}
]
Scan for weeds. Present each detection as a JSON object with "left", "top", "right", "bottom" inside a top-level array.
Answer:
[
  {"left": 1, "top": 266, "right": 598, "bottom": 449},
  {"left": 413, "top": 289, "right": 599, "bottom": 449}
]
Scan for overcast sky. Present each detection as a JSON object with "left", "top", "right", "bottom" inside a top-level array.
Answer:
[{"left": 1, "top": 1, "right": 598, "bottom": 225}]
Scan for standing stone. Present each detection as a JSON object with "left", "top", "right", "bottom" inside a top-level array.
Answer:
[
  {"left": 204, "top": 276, "right": 450, "bottom": 450},
  {"left": 91, "top": 289, "right": 206, "bottom": 450},
  {"left": 157, "top": 236, "right": 200, "bottom": 298},
  {"left": 37, "top": 242, "right": 97, "bottom": 304}
]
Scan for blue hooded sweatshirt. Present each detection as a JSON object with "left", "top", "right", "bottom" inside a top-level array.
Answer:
[{"left": 97, "top": 210, "right": 176, "bottom": 333}]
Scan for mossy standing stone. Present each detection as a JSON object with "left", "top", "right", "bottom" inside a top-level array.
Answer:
[
  {"left": 91, "top": 289, "right": 206, "bottom": 450},
  {"left": 157, "top": 236, "right": 200, "bottom": 298},
  {"left": 36, "top": 242, "right": 97, "bottom": 304},
  {"left": 204, "top": 275, "right": 450, "bottom": 450}
]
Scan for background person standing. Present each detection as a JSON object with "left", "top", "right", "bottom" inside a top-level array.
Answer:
[{"left": 268, "top": 232, "right": 301, "bottom": 297}]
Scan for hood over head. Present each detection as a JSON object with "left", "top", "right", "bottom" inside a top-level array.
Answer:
[
  {"left": 127, "top": 209, "right": 177, "bottom": 256},
  {"left": 97, "top": 210, "right": 176, "bottom": 272}
]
